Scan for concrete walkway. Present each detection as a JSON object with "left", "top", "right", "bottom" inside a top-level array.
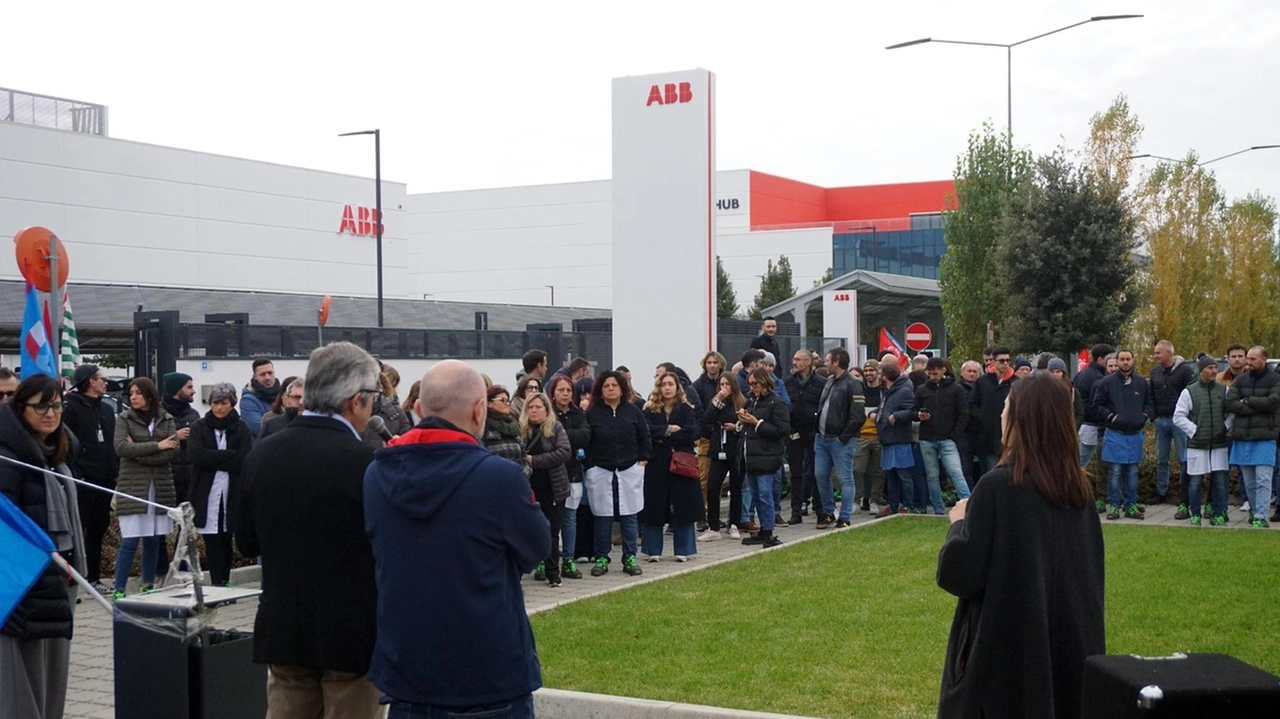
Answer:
[{"left": 61, "top": 499, "right": 1271, "bottom": 718}]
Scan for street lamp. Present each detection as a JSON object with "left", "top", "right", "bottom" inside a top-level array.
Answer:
[
  {"left": 1128, "top": 145, "right": 1280, "bottom": 167},
  {"left": 338, "top": 129, "right": 384, "bottom": 328},
  {"left": 887, "top": 15, "right": 1143, "bottom": 136},
  {"left": 545, "top": 285, "right": 555, "bottom": 306}
]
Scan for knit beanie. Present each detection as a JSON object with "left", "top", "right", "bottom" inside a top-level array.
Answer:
[
  {"left": 1046, "top": 357, "right": 1068, "bottom": 374},
  {"left": 1013, "top": 358, "right": 1032, "bottom": 371},
  {"left": 162, "top": 372, "right": 193, "bottom": 397},
  {"left": 72, "top": 364, "right": 100, "bottom": 391},
  {"left": 1197, "top": 355, "right": 1218, "bottom": 373}
]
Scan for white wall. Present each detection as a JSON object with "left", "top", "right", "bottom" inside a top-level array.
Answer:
[
  {"left": 0, "top": 122, "right": 409, "bottom": 299},
  {"left": 718, "top": 226, "right": 834, "bottom": 314},
  {"left": 176, "top": 358, "right": 525, "bottom": 409}
]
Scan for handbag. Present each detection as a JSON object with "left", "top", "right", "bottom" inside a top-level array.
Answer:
[{"left": 669, "top": 450, "right": 700, "bottom": 479}]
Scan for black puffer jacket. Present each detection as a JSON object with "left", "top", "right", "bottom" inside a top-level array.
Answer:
[
  {"left": 162, "top": 396, "right": 200, "bottom": 503},
  {"left": 553, "top": 404, "right": 590, "bottom": 482},
  {"left": 1225, "top": 367, "right": 1280, "bottom": 442},
  {"left": 912, "top": 376, "right": 969, "bottom": 443},
  {"left": 1091, "top": 372, "right": 1154, "bottom": 435},
  {"left": 584, "top": 401, "right": 652, "bottom": 471},
  {"left": 741, "top": 391, "right": 790, "bottom": 475},
  {"left": 526, "top": 422, "right": 572, "bottom": 501},
  {"left": 62, "top": 390, "right": 118, "bottom": 485},
  {"left": 703, "top": 398, "right": 743, "bottom": 457},
  {"left": 0, "top": 403, "right": 81, "bottom": 641},
  {"left": 1150, "top": 360, "right": 1195, "bottom": 418},
  {"left": 786, "top": 370, "right": 827, "bottom": 436}
]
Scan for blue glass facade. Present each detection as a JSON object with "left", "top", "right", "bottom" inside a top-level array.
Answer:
[{"left": 832, "top": 214, "right": 945, "bottom": 280}]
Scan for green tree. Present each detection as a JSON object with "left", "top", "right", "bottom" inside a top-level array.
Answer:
[
  {"left": 748, "top": 255, "right": 795, "bottom": 320},
  {"left": 1084, "top": 94, "right": 1143, "bottom": 200},
  {"left": 716, "top": 255, "right": 739, "bottom": 318},
  {"left": 812, "top": 267, "right": 835, "bottom": 288},
  {"left": 997, "top": 147, "right": 1139, "bottom": 352},
  {"left": 940, "top": 122, "right": 1031, "bottom": 359}
]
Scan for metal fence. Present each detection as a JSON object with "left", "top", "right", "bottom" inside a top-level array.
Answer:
[
  {"left": 177, "top": 323, "right": 845, "bottom": 372},
  {"left": 2, "top": 87, "right": 108, "bottom": 136}
]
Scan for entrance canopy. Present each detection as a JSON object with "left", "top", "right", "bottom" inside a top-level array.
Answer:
[{"left": 761, "top": 269, "right": 945, "bottom": 359}]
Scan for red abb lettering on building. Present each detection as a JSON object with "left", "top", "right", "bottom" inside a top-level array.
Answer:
[
  {"left": 646, "top": 82, "right": 693, "bottom": 106},
  {"left": 339, "top": 205, "right": 384, "bottom": 236}
]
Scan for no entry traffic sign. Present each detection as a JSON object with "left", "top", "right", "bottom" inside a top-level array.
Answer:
[{"left": 905, "top": 322, "right": 932, "bottom": 352}]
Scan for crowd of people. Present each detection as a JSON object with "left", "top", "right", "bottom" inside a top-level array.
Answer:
[{"left": 3, "top": 312, "right": 1278, "bottom": 719}]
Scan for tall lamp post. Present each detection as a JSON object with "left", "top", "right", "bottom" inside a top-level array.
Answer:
[
  {"left": 1129, "top": 145, "right": 1280, "bottom": 167},
  {"left": 887, "top": 15, "right": 1143, "bottom": 136},
  {"left": 338, "top": 129, "right": 384, "bottom": 327},
  {"left": 545, "top": 285, "right": 556, "bottom": 306}
]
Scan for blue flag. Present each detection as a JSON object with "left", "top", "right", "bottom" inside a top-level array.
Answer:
[
  {"left": 0, "top": 493, "right": 55, "bottom": 626},
  {"left": 20, "top": 281, "right": 57, "bottom": 379}
]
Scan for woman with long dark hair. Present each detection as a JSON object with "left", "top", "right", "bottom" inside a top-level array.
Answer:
[
  {"left": 512, "top": 374, "right": 542, "bottom": 417},
  {"left": 583, "top": 370, "right": 652, "bottom": 577},
  {"left": 702, "top": 374, "right": 745, "bottom": 539},
  {"left": 482, "top": 385, "right": 530, "bottom": 477},
  {"left": 640, "top": 372, "right": 700, "bottom": 562},
  {"left": 0, "top": 375, "right": 86, "bottom": 719},
  {"left": 936, "top": 374, "right": 1104, "bottom": 719},
  {"left": 113, "top": 377, "right": 179, "bottom": 599},
  {"left": 188, "top": 383, "right": 253, "bottom": 587},
  {"left": 739, "top": 367, "right": 790, "bottom": 548},
  {"left": 547, "top": 374, "right": 590, "bottom": 578}
]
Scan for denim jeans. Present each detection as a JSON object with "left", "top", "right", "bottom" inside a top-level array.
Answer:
[
  {"left": 387, "top": 694, "right": 535, "bottom": 719},
  {"left": 1079, "top": 440, "right": 1098, "bottom": 469},
  {"left": 1238, "top": 465, "right": 1274, "bottom": 521},
  {"left": 919, "top": 439, "right": 972, "bottom": 514},
  {"left": 887, "top": 467, "right": 913, "bottom": 510},
  {"left": 773, "top": 468, "right": 786, "bottom": 517},
  {"left": 1154, "top": 416, "right": 1188, "bottom": 496},
  {"left": 1188, "top": 470, "right": 1229, "bottom": 519},
  {"left": 1107, "top": 463, "right": 1140, "bottom": 508},
  {"left": 114, "top": 535, "right": 161, "bottom": 591},
  {"left": 979, "top": 454, "right": 998, "bottom": 479},
  {"left": 593, "top": 513, "right": 638, "bottom": 562},
  {"left": 740, "top": 479, "right": 755, "bottom": 524},
  {"left": 561, "top": 501, "right": 577, "bottom": 562},
  {"left": 812, "top": 435, "right": 856, "bottom": 519},
  {"left": 745, "top": 474, "right": 776, "bottom": 531},
  {"left": 641, "top": 522, "right": 696, "bottom": 557}
]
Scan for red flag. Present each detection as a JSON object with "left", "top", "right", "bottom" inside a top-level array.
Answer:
[
  {"left": 879, "top": 329, "right": 910, "bottom": 370},
  {"left": 1077, "top": 349, "right": 1089, "bottom": 373}
]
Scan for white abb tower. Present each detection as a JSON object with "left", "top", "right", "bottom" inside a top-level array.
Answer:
[{"left": 611, "top": 69, "right": 716, "bottom": 375}]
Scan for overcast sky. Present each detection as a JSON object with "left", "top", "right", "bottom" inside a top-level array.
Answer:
[{"left": 6, "top": 0, "right": 1277, "bottom": 208}]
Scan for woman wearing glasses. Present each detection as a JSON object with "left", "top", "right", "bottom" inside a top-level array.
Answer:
[
  {"left": 113, "top": 377, "right": 179, "bottom": 599},
  {"left": 0, "top": 375, "right": 87, "bottom": 719},
  {"left": 739, "top": 368, "right": 791, "bottom": 548},
  {"left": 188, "top": 383, "right": 253, "bottom": 587},
  {"left": 482, "top": 385, "right": 530, "bottom": 477},
  {"left": 512, "top": 374, "right": 543, "bottom": 416}
]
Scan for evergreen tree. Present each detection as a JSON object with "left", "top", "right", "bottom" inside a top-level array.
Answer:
[
  {"left": 813, "top": 267, "right": 835, "bottom": 288},
  {"left": 716, "top": 256, "right": 739, "bottom": 318},
  {"left": 748, "top": 256, "right": 796, "bottom": 320}
]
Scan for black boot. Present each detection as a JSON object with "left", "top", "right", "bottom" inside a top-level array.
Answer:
[{"left": 759, "top": 529, "right": 782, "bottom": 548}]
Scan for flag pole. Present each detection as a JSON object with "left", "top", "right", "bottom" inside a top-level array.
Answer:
[
  {"left": 48, "top": 233, "right": 61, "bottom": 375},
  {"left": 50, "top": 552, "right": 113, "bottom": 616}
]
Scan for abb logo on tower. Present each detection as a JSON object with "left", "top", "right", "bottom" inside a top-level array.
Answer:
[
  {"left": 338, "top": 205, "right": 383, "bottom": 236},
  {"left": 646, "top": 82, "right": 693, "bottom": 106}
]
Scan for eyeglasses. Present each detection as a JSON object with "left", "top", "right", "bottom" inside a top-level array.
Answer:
[
  {"left": 994, "top": 358, "right": 1011, "bottom": 364},
  {"left": 286, "top": 394, "right": 304, "bottom": 402},
  {"left": 0, "top": 391, "right": 14, "bottom": 399},
  {"left": 491, "top": 397, "right": 512, "bottom": 405},
  {"left": 22, "top": 401, "right": 63, "bottom": 416},
  {"left": 747, "top": 381, "right": 763, "bottom": 388}
]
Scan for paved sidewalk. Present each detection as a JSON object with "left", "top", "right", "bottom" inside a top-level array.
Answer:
[{"left": 62, "top": 499, "right": 1272, "bottom": 718}]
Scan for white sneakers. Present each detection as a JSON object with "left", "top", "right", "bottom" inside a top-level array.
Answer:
[
  {"left": 646, "top": 555, "right": 661, "bottom": 563},
  {"left": 674, "top": 555, "right": 689, "bottom": 563},
  {"left": 697, "top": 529, "right": 721, "bottom": 542},
  {"left": 728, "top": 525, "right": 742, "bottom": 540},
  {"left": 869, "top": 502, "right": 881, "bottom": 516}
]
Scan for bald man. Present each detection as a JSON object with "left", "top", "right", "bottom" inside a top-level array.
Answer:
[{"left": 363, "top": 360, "right": 550, "bottom": 717}]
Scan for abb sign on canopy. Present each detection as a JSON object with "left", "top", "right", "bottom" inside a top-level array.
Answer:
[
  {"left": 338, "top": 205, "right": 383, "bottom": 237},
  {"left": 646, "top": 82, "right": 693, "bottom": 106}
]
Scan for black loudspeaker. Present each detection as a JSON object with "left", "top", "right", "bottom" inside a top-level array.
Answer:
[{"left": 1084, "top": 653, "right": 1280, "bottom": 718}]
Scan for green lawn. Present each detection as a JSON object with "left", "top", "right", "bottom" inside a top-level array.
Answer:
[{"left": 530, "top": 518, "right": 1280, "bottom": 719}]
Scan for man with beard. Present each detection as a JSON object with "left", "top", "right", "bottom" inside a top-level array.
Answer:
[
  {"left": 260, "top": 377, "right": 305, "bottom": 439},
  {"left": 240, "top": 358, "right": 280, "bottom": 436}
]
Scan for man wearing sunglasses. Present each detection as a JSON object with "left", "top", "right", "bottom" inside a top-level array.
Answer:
[
  {"left": 62, "top": 364, "right": 120, "bottom": 594},
  {"left": 0, "top": 367, "right": 17, "bottom": 403},
  {"left": 970, "top": 346, "right": 1019, "bottom": 481}
]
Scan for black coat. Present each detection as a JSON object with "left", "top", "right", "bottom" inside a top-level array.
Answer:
[
  {"left": 741, "top": 391, "right": 790, "bottom": 475},
  {"left": 703, "top": 399, "right": 742, "bottom": 457},
  {"left": 1150, "top": 360, "right": 1195, "bottom": 418},
  {"left": 690, "top": 372, "right": 726, "bottom": 427},
  {"left": 258, "top": 408, "right": 297, "bottom": 439},
  {"left": 1225, "top": 366, "right": 1280, "bottom": 441},
  {"left": 785, "top": 370, "right": 825, "bottom": 435},
  {"left": 187, "top": 412, "right": 253, "bottom": 532},
  {"left": 640, "top": 402, "right": 700, "bottom": 526},
  {"left": 971, "top": 372, "right": 1016, "bottom": 455},
  {"left": 374, "top": 396, "right": 413, "bottom": 437},
  {"left": 62, "top": 390, "right": 118, "bottom": 485},
  {"left": 237, "top": 415, "right": 377, "bottom": 673},
  {"left": 875, "top": 375, "right": 915, "bottom": 446},
  {"left": 162, "top": 396, "right": 201, "bottom": 504},
  {"left": 0, "top": 403, "right": 80, "bottom": 641},
  {"left": 584, "top": 401, "right": 652, "bottom": 471},
  {"left": 937, "top": 467, "right": 1105, "bottom": 719},
  {"left": 749, "top": 334, "right": 784, "bottom": 374},
  {"left": 912, "top": 376, "right": 970, "bottom": 443},
  {"left": 1091, "top": 372, "right": 1154, "bottom": 435},
  {"left": 553, "top": 404, "right": 590, "bottom": 482},
  {"left": 1074, "top": 362, "right": 1107, "bottom": 426}
]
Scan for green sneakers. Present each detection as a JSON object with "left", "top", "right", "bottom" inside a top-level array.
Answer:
[
  {"left": 111, "top": 590, "right": 126, "bottom": 602},
  {"left": 562, "top": 559, "right": 583, "bottom": 579},
  {"left": 1251, "top": 518, "right": 1270, "bottom": 529},
  {"left": 622, "top": 555, "right": 643, "bottom": 576},
  {"left": 1174, "top": 504, "right": 1191, "bottom": 520},
  {"left": 1188, "top": 515, "right": 1202, "bottom": 526},
  {"left": 590, "top": 558, "right": 609, "bottom": 577},
  {"left": 1210, "top": 514, "right": 1227, "bottom": 527},
  {"left": 1106, "top": 505, "right": 1121, "bottom": 520},
  {"left": 533, "top": 562, "right": 546, "bottom": 581},
  {"left": 1124, "top": 504, "right": 1145, "bottom": 520},
  {"left": 1095, "top": 499, "right": 1107, "bottom": 514}
]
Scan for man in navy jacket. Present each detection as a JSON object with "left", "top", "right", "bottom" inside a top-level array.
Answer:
[{"left": 364, "top": 360, "right": 550, "bottom": 719}]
